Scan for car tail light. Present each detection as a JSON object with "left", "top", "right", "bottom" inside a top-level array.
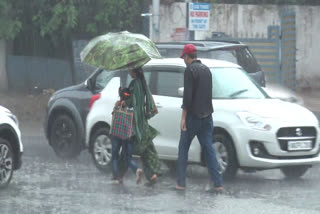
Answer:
[{"left": 89, "top": 93, "right": 101, "bottom": 111}]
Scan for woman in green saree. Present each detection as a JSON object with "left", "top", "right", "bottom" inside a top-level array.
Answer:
[{"left": 122, "top": 67, "right": 161, "bottom": 183}]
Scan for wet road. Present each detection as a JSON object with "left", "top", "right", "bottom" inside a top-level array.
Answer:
[{"left": 1, "top": 126, "right": 320, "bottom": 214}]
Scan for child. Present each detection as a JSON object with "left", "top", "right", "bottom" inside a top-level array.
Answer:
[{"left": 111, "top": 87, "right": 143, "bottom": 184}]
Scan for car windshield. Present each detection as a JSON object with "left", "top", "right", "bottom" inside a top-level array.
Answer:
[
  {"left": 95, "top": 70, "right": 115, "bottom": 90},
  {"left": 92, "top": 69, "right": 130, "bottom": 91},
  {"left": 211, "top": 67, "right": 267, "bottom": 99}
]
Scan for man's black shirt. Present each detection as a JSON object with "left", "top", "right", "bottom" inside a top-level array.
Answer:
[{"left": 182, "top": 60, "right": 213, "bottom": 119}]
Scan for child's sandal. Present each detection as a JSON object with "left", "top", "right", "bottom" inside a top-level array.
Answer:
[{"left": 136, "top": 168, "right": 143, "bottom": 184}]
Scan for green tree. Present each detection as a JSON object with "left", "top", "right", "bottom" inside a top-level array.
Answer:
[
  {"left": 8, "top": 0, "right": 147, "bottom": 83},
  {"left": 0, "top": 0, "right": 22, "bottom": 40},
  {"left": 81, "top": 0, "right": 144, "bottom": 35},
  {"left": 30, "top": 0, "right": 145, "bottom": 45},
  {"left": 31, "top": 0, "right": 78, "bottom": 46},
  {"left": 6, "top": 0, "right": 146, "bottom": 58}
]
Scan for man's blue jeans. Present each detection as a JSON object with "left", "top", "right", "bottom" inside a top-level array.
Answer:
[
  {"left": 112, "top": 137, "right": 138, "bottom": 180},
  {"left": 177, "top": 113, "right": 223, "bottom": 188}
]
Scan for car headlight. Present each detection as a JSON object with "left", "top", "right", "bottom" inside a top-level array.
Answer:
[{"left": 237, "top": 112, "right": 271, "bottom": 131}]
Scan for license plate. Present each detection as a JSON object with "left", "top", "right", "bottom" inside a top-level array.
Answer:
[{"left": 288, "top": 140, "right": 312, "bottom": 151}]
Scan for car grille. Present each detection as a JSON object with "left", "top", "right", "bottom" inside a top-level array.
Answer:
[{"left": 276, "top": 127, "right": 317, "bottom": 151}]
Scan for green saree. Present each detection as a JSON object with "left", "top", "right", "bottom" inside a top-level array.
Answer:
[{"left": 125, "top": 78, "right": 161, "bottom": 180}]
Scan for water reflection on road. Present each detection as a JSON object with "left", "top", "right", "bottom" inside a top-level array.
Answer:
[{"left": 1, "top": 135, "right": 320, "bottom": 214}]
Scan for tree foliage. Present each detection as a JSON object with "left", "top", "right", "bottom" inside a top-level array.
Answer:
[
  {"left": 0, "top": 0, "right": 22, "bottom": 40},
  {"left": 0, "top": 0, "right": 146, "bottom": 44},
  {"left": 80, "top": 0, "right": 143, "bottom": 35},
  {"left": 32, "top": 0, "right": 78, "bottom": 39}
]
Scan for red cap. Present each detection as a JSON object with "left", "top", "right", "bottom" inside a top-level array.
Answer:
[{"left": 180, "top": 44, "right": 197, "bottom": 58}]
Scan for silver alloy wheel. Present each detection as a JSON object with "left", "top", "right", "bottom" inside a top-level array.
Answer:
[
  {"left": 213, "top": 141, "right": 228, "bottom": 173},
  {"left": 93, "top": 134, "right": 112, "bottom": 167},
  {"left": 0, "top": 143, "right": 13, "bottom": 185}
]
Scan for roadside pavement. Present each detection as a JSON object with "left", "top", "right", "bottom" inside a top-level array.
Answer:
[
  {"left": 297, "top": 89, "right": 320, "bottom": 120},
  {"left": 297, "top": 89, "right": 320, "bottom": 112}
]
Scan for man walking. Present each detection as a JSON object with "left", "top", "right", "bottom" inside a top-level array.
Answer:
[{"left": 175, "top": 44, "right": 223, "bottom": 193}]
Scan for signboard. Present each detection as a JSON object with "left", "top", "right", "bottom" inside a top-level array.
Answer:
[
  {"left": 188, "top": 2, "right": 210, "bottom": 31},
  {"left": 171, "top": 28, "right": 188, "bottom": 41}
]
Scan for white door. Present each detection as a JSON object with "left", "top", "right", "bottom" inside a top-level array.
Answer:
[{"left": 146, "top": 66, "right": 201, "bottom": 162}]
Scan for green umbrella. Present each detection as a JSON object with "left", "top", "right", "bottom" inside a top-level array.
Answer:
[{"left": 80, "top": 31, "right": 162, "bottom": 71}]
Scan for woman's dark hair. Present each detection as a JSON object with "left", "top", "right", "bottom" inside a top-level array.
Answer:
[
  {"left": 133, "top": 67, "right": 144, "bottom": 80},
  {"left": 133, "top": 67, "right": 148, "bottom": 95}
]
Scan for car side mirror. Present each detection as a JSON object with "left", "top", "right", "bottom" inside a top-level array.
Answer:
[
  {"left": 178, "top": 87, "right": 184, "bottom": 97},
  {"left": 85, "top": 79, "right": 92, "bottom": 90}
]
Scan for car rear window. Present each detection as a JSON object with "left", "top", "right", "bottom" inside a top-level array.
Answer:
[
  {"left": 158, "top": 48, "right": 182, "bottom": 58},
  {"left": 233, "top": 47, "right": 261, "bottom": 74},
  {"left": 157, "top": 46, "right": 261, "bottom": 74}
]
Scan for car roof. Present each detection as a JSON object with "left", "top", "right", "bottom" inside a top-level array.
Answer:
[
  {"left": 156, "top": 40, "right": 247, "bottom": 51},
  {"left": 145, "top": 58, "right": 241, "bottom": 69}
]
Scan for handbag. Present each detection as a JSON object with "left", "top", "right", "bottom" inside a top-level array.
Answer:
[{"left": 110, "top": 105, "right": 134, "bottom": 140}]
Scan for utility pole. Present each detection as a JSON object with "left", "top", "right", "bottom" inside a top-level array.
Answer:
[
  {"left": 186, "top": 0, "right": 194, "bottom": 40},
  {"left": 152, "top": 0, "right": 160, "bottom": 42},
  {"left": 0, "top": 39, "right": 8, "bottom": 91},
  {"left": 141, "top": 13, "right": 153, "bottom": 41}
]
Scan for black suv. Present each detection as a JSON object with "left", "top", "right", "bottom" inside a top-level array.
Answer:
[
  {"left": 44, "top": 68, "right": 113, "bottom": 159},
  {"left": 156, "top": 40, "right": 266, "bottom": 87}
]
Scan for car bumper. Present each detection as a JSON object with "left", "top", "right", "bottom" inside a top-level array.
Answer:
[
  {"left": 243, "top": 154, "right": 320, "bottom": 169},
  {"left": 233, "top": 126, "right": 320, "bottom": 169}
]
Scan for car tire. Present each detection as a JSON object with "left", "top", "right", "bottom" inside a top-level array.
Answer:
[
  {"left": 0, "top": 138, "right": 14, "bottom": 189},
  {"left": 280, "top": 166, "right": 309, "bottom": 179},
  {"left": 90, "top": 127, "right": 112, "bottom": 173},
  {"left": 49, "top": 114, "right": 81, "bottom": 159},
  {"left": 212, "top": 133, "right": 238, "bottom": 180}
]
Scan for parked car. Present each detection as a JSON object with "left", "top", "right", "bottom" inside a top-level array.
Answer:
[
  {"left": 44, "top": 67, "right": 112, "bottom": 158},
  {"left": 156, "top": 40, "right": 266, "bottom": 86},
  {"left": 85, "top": 58, "right": 320, "bottom": 179},
  {"left": 156, "top": 40, "right": 304, "bottom": 105},
  {"left": 0, "top": 106, "right": 23, "bottom": 188}
]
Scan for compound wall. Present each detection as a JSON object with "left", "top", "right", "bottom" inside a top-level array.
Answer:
[{"left": 158, "top": 3, "right": 320, "bottom": 90}]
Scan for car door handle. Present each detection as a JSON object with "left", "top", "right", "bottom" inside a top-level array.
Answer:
[{"left": 156, "top": 103, "right": 162, "bottom": 108}]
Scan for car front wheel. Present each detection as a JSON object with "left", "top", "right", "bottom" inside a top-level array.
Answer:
[
  {"left": 212, "top": 133, "right": 238, "bottom": 180},
  {"left": 0, "top": 138, "right": 14, "bottom": 189},
  {"left": 281, "top": 166, "right": 309, "bottom": 179},
  {"left": 49, "top": 114, "right": 81, "bottom": 159},
  {"left": 90, "top": 127, "right": 112, "bottom": 173}
]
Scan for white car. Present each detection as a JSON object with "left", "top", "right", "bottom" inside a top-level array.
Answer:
[
  {"left": 0, "top": 106, "right": 23, "bottom": 188},
  {"left": 85, "top": 58, "right": 320, "bottom": 179}
]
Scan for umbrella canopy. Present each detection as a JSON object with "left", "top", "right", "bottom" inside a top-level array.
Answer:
[{"left": 80, "top": 31, "right": 162, "bottom": 71}]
